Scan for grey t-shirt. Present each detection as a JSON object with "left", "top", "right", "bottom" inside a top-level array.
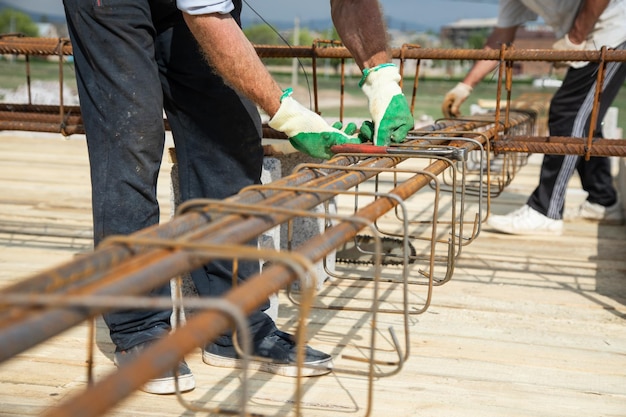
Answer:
[{"left": 497, "top": 0, "right": 626, "bottom": 48}]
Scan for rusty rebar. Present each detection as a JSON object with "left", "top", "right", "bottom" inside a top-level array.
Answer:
[
  {"left": 493, "top": 136, "right": 626, "bottom": 157},
  {"left": 39, "top": 129, "right": 507, "bottom": 417},
  {"left": 1, "top": 102, "right": 535, "bottom": 415},
  {"left": 0, "top": 35, "right": 74, "bottom": 56},
  {"left": 4, "top": 36, "right": 626, "bottom": 62},
  {"left": 254, "top": 44, "right": 626, "bottom": 62},
  {"left": 0, "top": 113, "right": 525, "bottom": 363},
  {"left": 2, "top": 37, "right": 625, "bottom": 157}
]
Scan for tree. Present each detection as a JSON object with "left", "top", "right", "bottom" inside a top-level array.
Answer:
[
  {"left": 243, "top": 23, "right": 289, "bottom": 65},
  {"left": 0, "top": 9, "right": 39, "bottom": 37},
  {"left": 467, "top": 29, "right": 489, "bottom": 49},
  {"left": 319, "top": 26, "right": 346, "bottom": 75},
  {"left": 296, "top": 27, "right": 315, "bottom": 47},
  {"left": 243, "top": 23, "right": 279, "bottom": 45},
  {"left": 243, "top": 23, "right": 317, "bottom": 67}
]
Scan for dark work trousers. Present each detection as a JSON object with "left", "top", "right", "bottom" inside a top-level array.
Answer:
[
  {"left": 63, "top": 0, "right": 276, "bottom": 351},
  {"left": 527, "top": 41, "right": 626, "bottom": 220}
]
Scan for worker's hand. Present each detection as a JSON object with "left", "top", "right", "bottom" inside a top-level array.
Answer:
[
  {"left": 442, "top": 82, "right": 472, "bottom": 118},
  {"left": 359, "top": 63, "right": 414, "bottom": 146},
  {"left": 268, "top": 89, "right": 361, "bottom": 159},
  {"left": 552, "top": 34, "right": 588, "bottom": 69}
]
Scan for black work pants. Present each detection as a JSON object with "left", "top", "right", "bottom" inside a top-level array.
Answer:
[
  {"left": 63, "top": 0, "right": 275, "bottom": 350},
  {"left": 527, "top": 42, "right": 626, "bottom": 220}
]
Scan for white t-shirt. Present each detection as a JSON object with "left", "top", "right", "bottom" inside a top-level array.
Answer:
[
  {"left": 497, "top": 0, "right": 626, "bottom": 48},
  {"left": 177, "top": 0, "right": 234, "bottom": 15}
]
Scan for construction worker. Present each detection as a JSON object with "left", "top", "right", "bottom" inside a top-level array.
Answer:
[
  {"left": 442, "top": 0, "right": 626, "bottom": 235},
  {"left": 62, "top": 0, "right": 413, "bottom": 394}
]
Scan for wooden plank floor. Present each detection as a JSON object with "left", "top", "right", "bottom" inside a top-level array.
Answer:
[{"left": 0, "top": 132, "right": 625, "bottom": 417}]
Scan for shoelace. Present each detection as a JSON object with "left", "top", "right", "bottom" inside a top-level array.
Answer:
[{"left": 270, "top": 330, "right": 297, "bottom": 349}]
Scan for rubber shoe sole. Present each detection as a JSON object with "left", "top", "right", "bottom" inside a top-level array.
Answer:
[
  {"left": 203, "top": 330, "right": 333, "bottom": 377},
  {"left": 575, "top": 200, "right": 624, "bottom": 225},
  {"left": 142, "top": 369, "right": 195, "bottom": 395},
  {"left": 487, "top": 205, "right": 563, "bottom": 236},
  {"left": 114, "top": 343, "right": 195, "bottom": 395},
  {"left": 202, "top": 350, "right": 332, "bottom": 377}
]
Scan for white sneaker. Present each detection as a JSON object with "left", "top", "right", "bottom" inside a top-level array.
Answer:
[
  {"left": 487, "top": 205, "right": 563, "bottom": 236},
  {"left": 575, "top": 200, "right": 624, "bottom": 224}
]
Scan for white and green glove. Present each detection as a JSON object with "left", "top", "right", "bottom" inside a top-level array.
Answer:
[
  {"left": 268, "top": 88, "right": 361, "bottom": 159},
  {"left": 442, "top": 82, "right": 472, "bottom": 118},
  {"left": 359, "top": 63, "right": 414, "bottom": 146}
]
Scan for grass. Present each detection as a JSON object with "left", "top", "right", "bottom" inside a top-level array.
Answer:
[
  {"left": 2, "top": 59, "right": 625, "bottom": 133},
  {"left": 0, "top": 58, "right": 77, "bottom": 90}
]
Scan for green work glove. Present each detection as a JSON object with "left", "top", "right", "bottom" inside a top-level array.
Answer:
[
  {"left": 268, "top": 89, "right": 361, "bottom": 159},
  {"left": 331, "top": 121, "right": 357, "bottom": 135},
  {"left": 359, "top": 63, "right": 414, "bottom": 146}
]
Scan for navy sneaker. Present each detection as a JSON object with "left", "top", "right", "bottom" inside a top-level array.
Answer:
[
  {"left": 203, "top": 330, "right": 332, "bottom": 377},
  {"left": 114, "top": 341, "right": 195, "bottom": 394}
]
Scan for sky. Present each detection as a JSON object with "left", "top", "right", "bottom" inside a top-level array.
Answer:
[
  {"left": 0, "top": 0, "right": 500, "bottom": 30},
  {"left": 246, "top": 0, "right": 499, "bottom": 29}
]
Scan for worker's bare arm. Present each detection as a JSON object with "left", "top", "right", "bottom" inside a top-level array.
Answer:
[
  {"left": 462, "top": 26, "right": 519, "bottom": 88},
  {"left": 182, "top": 12, "right": 283, "bottom": 116},
  {"left": 569, "top": 0, "right": 610, "bottom": 44},
  {"left": 330, "top": 0, "right": 390, "bottom": 69}
]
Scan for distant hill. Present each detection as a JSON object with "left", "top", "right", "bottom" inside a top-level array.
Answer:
[
  {"left": 0, "top": 4, "right": 66, "bottom": 23},
  {"left": 242, "top": 16, "right": 434, "bottom": 33},
  {"left": 241, "top": 17, "right": 331, "bottom": 32}
]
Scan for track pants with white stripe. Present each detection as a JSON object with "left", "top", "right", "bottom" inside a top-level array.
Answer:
[{"left": 527, "top": 41, "right": 626, "bottom": 220}]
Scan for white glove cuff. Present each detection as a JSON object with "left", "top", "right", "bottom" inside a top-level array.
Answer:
[
  {"left": 360, "top": 64, "right": 403, "bottom": 99},
  {"left": 552, "top": 35, "right": 588, "bottom": 68},
  {"left": 452, "top": 82, "right": 473, "bottom": 99},
  {"left": 553, "top": 33, "right": 587, "bottom": 51},
  {"left": 268, "top": 96, "right": 329, "bottom": 137},
  {"left": 563, "top": 33, "right": 587, "bottom": 50}
]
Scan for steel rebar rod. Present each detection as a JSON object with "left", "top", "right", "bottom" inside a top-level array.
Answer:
[
  {"left": 493, "top": 136, "right": 626, "bottom": 157},
  {"left": 4, "top": 36, "right": 626, "bottom": 63}
]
